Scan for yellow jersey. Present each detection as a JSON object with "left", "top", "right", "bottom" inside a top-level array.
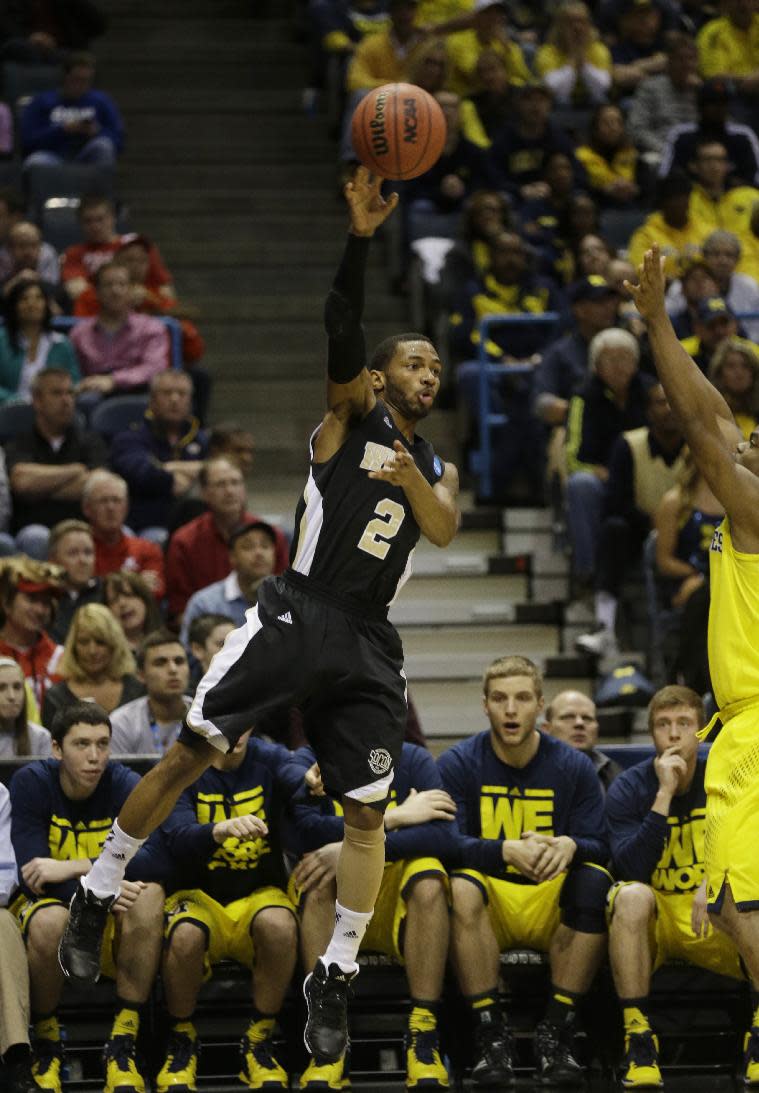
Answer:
[
  {"left": 697, "top": 14, "right": 759, "bottom": 79},
  {"left": 628, "top": 212, "right": 707, "bottom": 279},
  {"left": 689, "top": 184, "right": 759, "bottom": 237},
  {"left": 708, "top": 517, "right": 759, "bottom": 708},
  {"left": 445, "top": 31, "right": 530, "bottom": 96}
]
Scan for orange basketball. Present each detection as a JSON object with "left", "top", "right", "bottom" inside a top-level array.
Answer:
[{"left": 351, "top": 83, "right": 446, "bottom": 181}]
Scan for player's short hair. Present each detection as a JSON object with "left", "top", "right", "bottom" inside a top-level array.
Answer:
[
  {"left": 647, "top": 685, "right": 705, "bottom": 732},
  {"left": 188, "top": 613, "right": 235, "bottom": 648},
  {"left": 51, "top": 700, "right": 111, "bottom": 746},
  {"left": 483, "top": 655, "right": 543, "bottom": 699},
  {"left": 369, "top": 333, "right": 433, "bottom": 373},
  {"left": 136, "top": 627, "right": 187, "bottom": 670}
]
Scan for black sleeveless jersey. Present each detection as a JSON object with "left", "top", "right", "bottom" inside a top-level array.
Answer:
[{"left": 289, "top": 399, "right": 444, "bottom": 608}]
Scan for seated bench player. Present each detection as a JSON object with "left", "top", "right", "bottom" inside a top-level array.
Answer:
[
  {"left": 8, "top": 702, "right": 165, "bottom": 1093},
  {"left": 605, "top": 685, "right": 743, "bottom": 1089},
  {"left": 287, "top": 741, "right": 457, "bottom": 1090},
  {"left": 151, "top": 729, "right": 300, "bottom": 1092},
  {"left": 439, "top": 655, "right": 612, "bottom": 1088}
]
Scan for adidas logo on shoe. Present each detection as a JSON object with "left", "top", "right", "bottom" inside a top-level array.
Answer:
[
  {"left": 277, "top": 612, "right": 293, "bottom": 624},
  {"left": 344, "top": 930, "right": 358, "bottom": 938}
]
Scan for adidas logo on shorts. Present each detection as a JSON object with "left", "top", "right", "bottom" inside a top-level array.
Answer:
[{"left": 277, "top": 612, "right": 293, "bottom": 624}]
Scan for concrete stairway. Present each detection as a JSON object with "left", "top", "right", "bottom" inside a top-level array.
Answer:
[{"left": 95, "top": 0, "right": 430, "bottom": 482}]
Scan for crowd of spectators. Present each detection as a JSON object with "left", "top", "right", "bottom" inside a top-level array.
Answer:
[{"left": 0, "top": 0, "right": 758, "bottom": 1090}]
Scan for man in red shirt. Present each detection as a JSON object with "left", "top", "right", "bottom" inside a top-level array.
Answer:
[
  {"left": 62, "top": 194, "right": 173, "bottom": 304},
  {"left": 0, "top": 558, "right": 65, "bottom": 708},
  {"left": 81, "top": 469, "right": 165, "bottom": 598},
  {"left": 165, "top": 456, "right": 289, "bottom": 620}
]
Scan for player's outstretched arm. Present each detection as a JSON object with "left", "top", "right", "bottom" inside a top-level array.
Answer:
[
  {"left": 317, "top": 168, "right": 399, "bottom": 462},
  {"left": 626, "top": 246, "right": 759, "bottom": 536},
  {"left": 625, "top": 246, "right": 734, "bottom": 430}
]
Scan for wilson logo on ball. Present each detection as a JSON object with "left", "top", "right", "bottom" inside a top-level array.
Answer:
[
  {"left": 370, "top": 91, "right": 389, "bottom": 157},
  {"left": 351, "top": 82, "right": 446, "bottom": 181}
]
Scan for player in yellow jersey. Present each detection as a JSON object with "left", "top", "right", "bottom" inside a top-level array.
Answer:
[{"left": 627, "top": 245, "right": 759, "bottom": 1085}]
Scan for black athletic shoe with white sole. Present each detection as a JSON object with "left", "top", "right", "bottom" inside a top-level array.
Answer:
[
  {"left": 58, "top": 881, "right": 114, "bottom": 982},
  {"left": 303, "top": 962, "right": 356, "bottom": 1064}
]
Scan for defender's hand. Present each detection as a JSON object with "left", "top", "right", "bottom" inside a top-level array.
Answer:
[
  {"left": 344, "top": 166, "right": 399, "bottom": 237},
  {"left": 624, "top": 245, "right": 667, "bottom": 322}
]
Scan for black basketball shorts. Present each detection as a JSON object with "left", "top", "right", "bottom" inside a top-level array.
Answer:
[{"left": 181, "top": 574, "right": 407, "bottom": 809}]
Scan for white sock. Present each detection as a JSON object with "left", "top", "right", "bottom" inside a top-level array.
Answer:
[
  {"left": 319, "top": 901, "right": 373, "bottom": 975},
  {"left": 83, "top": 821, "right": 145, "bottom": 900},
  {"left": 595, "top": 591, "right": 617, "bottom": 634}
]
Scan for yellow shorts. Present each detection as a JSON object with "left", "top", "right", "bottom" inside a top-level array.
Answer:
[
  {"left": 453, "top": 869, "right": 564, "bottom": 952},
  {"left": 164, "top": 886, "right": 296, "bottom": 978},
  {"left": 11, "top": 893, "right": 119, "bottom": 979},
  {"left": 704, "top": 707, "right": 759, "bottom": 911},
  {"left": 289, "top": 857, "right": 448, "bottom": 964},
  {"left": 608, "top": 883, "right": 742, "bottom": 979}
]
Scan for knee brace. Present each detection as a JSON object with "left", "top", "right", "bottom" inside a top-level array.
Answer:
[{"left": 560, "top": 863, "right": 613, "bottom": 934}]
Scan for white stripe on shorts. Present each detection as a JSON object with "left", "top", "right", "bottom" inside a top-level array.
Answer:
[
  {"left": 185, "top": 605, "right": 264, "bottom": 753},
  {"left": 345, "top": 767, "right": 395, "bottom": 805}
]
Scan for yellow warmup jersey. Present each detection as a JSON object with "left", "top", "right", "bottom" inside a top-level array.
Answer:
[{"left": 708, "top": 517, "right": 759, "bottom": 709}]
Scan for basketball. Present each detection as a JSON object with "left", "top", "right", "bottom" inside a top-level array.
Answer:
[{"left": 351, "top": 83, "right": 446, "bottom": 181}]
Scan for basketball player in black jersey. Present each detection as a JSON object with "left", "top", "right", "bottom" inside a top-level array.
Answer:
[{"left": 58, "top": 167, "right": 460, "bottom": 1067}]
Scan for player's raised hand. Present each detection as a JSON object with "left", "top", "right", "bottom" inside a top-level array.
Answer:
[
  {"left": 344, "top": 166, "right": 399, "bottom": 237},
  {"left": 213, "top": 814, "right": 268, "bottom": 844},
  {"left": 623, "top": 244, "right": 667, "bottom": 322}
]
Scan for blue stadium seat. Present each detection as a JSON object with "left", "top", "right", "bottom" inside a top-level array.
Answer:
[
  {"left": 0, "top": 401, "right": 34, "bottom": 443},
  {"left": 25, "top": 163, "right": 115, "bottom": 220},
  {"left": 1, "top": 61, "right": 61, "bottom": 104},
  {"left": 39, "top": 197, "right": 82, "bottom": 252},
  {"left": 599, "top": 207, "right": 648, "bottom": 253},
  {"left": 0, "top": 161, "right": 22, "bottom": 191},
  {"left": 89, "top": 394, "right": 149, "bottom": 439}
]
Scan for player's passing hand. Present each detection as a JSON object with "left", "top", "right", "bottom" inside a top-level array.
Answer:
[
  {"left": 213, "top": 814, "right": 268, "bottom": 844},
  {"left": 368, "top": 440, "right": 419, "bottom": 487},
  {"left": 344, "top": 165, "right": 399, "bottom": 237}
]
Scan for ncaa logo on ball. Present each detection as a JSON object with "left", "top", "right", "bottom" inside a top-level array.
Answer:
[
  {"left": 368, "top": 748, "right": 393, "bottom": 776},
  {"left": 403, "top": 97, "right": 417, "bottom": 144}
]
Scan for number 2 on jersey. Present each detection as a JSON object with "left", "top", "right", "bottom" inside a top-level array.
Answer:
[{"left": 358, "top": 498, "right": 406, "bottom": 560}]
